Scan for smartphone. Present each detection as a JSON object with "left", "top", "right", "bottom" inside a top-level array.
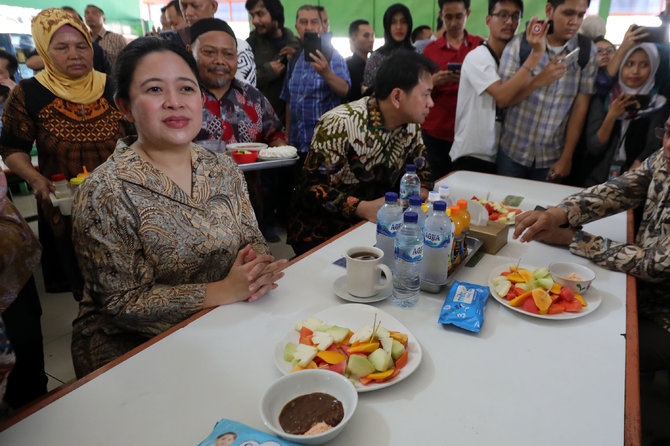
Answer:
[
  {"left": 277, "top": 53, "right": 289, "bottom": 65},
  {"left": 447, "top": 62, "right": 462, "bottom": 71},
  {"left": 0, "top": 85, "right": 8, "bottom": 96},
  {"left": 526, "top": 19, "right": 553, "bottom": 35},
  {"left": 632, "top": 25, "right": 668, "bottom": 44},
  {"left": 625, "top": 94, "right": 651, "bottom": 112},
  {"left": 557, "top": 47, "right": 579, "bottom": 65},
  {"left": 303, "top": 32, "right": 321, "bottom": 62}
]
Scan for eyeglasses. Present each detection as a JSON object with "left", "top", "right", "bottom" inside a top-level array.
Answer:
[
  {"left": 597, "top": 48, "right": 615, "bottom": 55},
  {"left": 490, "top": 12, "right": 522, "bottom": 22},
  {"left": 654, "top": 127, "right": 670, "bottom": 139}
]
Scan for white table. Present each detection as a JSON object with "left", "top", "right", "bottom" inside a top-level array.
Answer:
[{"left": 0, "top": 172, "right": 636, "bottom": 445}]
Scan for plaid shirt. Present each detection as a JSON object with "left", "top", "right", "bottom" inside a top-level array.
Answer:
[
  {"left": 196, "top": 79, "right": 286, "bottom": 145},
  {"left": 280, "top": 49, "right": 350, "bottom": 153},
  {"left": 94, "top": 29, "right": 127, "bottom": 66},
  {"left": 498, "top": 34, "right": 597, "bottom": 168}
]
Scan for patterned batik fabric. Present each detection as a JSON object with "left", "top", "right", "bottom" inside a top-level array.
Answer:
[
  {"left": 71, "top": 138, "right": 268, "bottom": 377},
  {"left": 288, "top": 96, "right": 432, "bottom": 245},
  {"left": 558, "top": 149, "right": 670, "bottom": 332},
  {"left": 0, "top": 78, "right": 125, "bottom": 180},
  {"left": 196, "top": 79, "right": 286, "bottom": 145},
  {"left": 498, "top": 33, "right": 598, "bottom": 169}
]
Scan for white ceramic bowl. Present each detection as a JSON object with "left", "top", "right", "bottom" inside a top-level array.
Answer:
[
  {"left": 549, "top": 262, "right": 596, "bottom": 294},
  {"left": 259, "top": 369, "right": 358, "bottom": 445},
  {"left": 226, "top": 142, "right": 268, "bottom": 152}
]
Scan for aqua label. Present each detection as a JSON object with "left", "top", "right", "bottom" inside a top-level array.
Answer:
[{"left": 395, "top": 245, "right": 423, "bottom": 263}]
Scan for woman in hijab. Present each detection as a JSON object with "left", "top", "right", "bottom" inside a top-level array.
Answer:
[
  {"left": 583, "top": 43, "right": 667, "bottom": 186},
  {"left": 361, "top": 3, "right": 413, "bottom": 92},
  {"left": 0, "top": 8, "right": 126, "bottom": 297}
]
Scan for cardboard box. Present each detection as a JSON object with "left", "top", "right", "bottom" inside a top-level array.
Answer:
[{"left": 469, "top": 221, "right": 509, "bottom": 254}]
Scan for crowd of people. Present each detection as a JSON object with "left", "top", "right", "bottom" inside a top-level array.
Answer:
[{"left": 0, "top": 0, "right": 669, "bottom": 440}]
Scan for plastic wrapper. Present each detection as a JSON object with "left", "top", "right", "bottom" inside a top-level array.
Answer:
[{"left": 438, "top": 281, "right": 489, "bottom": 332}]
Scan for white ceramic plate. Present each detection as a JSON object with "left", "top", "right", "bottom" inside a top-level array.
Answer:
[
  {"left": 274, "top": 303, "right": 422, "bottom": 392},
  {"left": 488, "top": 263, "right": 602, "bottom": 320}
]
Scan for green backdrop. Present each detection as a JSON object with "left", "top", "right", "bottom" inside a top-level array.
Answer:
[
  {"left": 281, "top": 0, "right": 612, "bottom": 39},
  {"left": 1, "top": 0, "right": 142, "bottom": 34}
]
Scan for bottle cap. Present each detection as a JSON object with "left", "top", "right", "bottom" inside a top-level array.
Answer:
[
  {"left": 457, "top": 199, "right": 468, "bottom": 209},
  {"left": 405, "top": 164, "right": 416, "bottom": 173},
  {"left": 385, "top": 191, "right": 398, "bottom": 202},
  {"left": 450, "top": 205, "right": 460, "bottom": 215},
  {"left": 409, "top": 195, "right": 422, "bottom": 206},
  {"left": 403, "top": 211, "right": 418, "bottom": 223},
  {"left": 438, "top": 185, "right": 450, "bottom": 197},
  {"left": 51, "top": 173, "right": 66, "bottom": 182},
  {"left": 70, "top": 177, "right": 85, "bottom": 185},
  {"left": 428, "top": 191, "right": 440, "bottom": 202},
  {"left": 433, "top": 201, "right": 447, "bottom": 212}
]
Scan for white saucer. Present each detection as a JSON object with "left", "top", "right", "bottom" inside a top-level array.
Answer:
[{"left": 333, "top": 275, "right": 392, "bottom": 303}]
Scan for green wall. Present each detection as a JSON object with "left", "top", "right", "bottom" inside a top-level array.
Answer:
[
  {"left": 2, "top": 0, "right": 142, "bottom": 32},
  {"left": 280, "top": 0, "right": 607, "bottom": 39}
]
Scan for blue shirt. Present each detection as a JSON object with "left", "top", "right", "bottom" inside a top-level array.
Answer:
[{"left": 280, "top": 49, "right": 350, "bottom": 153}]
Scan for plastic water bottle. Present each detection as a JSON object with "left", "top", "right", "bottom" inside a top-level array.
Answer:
[
  {"left": 399, "top": 164, "right": 420, "bottom": 209},
  {"left": 421, "top": 201, "right": 452, "bottom": 285},
  {"left": 424, "top": 190, "right": 441, "bottom": 216},
  {"left": 438, "top": 185, "right": 454, "bottom": 208},
  {"left": 376, "top": 192, "right": 403, "bottom": 271},
  {"left": 393, "top": 212, "right": 423, "bottom": 308},
  {"left": 405, "top": 195, "right": 426, "bottom": 230}
]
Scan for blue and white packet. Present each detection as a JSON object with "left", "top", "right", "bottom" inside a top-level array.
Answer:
[
  {"left": 198, "top": 418, "right": 300, "bottom": 446},
  {"left": 438, "top": 281, "right": 489, "bottom": 332}
]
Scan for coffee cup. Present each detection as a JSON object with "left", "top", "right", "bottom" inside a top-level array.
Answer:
[{"left": 345, "top": 246, "right": 393, "bottom": 298}]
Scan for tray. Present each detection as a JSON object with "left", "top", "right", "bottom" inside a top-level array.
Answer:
[
  {"left": 237, "top": 156, "right": 299, "bottom": 172},
  {"left": 420, "top": 236, "right": 483, "bottom": 294}
]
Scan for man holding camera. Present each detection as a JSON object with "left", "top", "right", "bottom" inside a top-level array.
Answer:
[{"left": 280, "top": 5, "right": 350, "bottom": 160}]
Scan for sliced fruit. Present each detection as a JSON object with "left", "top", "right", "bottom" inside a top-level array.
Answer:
[
  {"left": 311, "top": 331, "right": 334, "bottom": 350},
  {"left": 574, "top": 293, "right": 587, "bottom": 307},
  {"left": 284, "top": 342, "right": 297, "bottom": 362},
  {"left": 491, "top": 275, "right": 510, "bottom": 286},
  {"left": 394, "top": 350, "right": 409, "bottom": 369},
  {"left": 298, "top": 326, "right": 314, "bottom": 345},
  {"left": 509, "top": 290, "right": 532, "bottom": 307},
  {"left": 389, "top": 331, "right": 408, "bottom": 346},
  {"left": 347, "top": 354, "right": 375, "bottom": 378},
  {"left": 327, "top": 359, "right": 346, "bottom": 375},
  {"left": 293, "top": 344, "right": 318, "bottom": 367},
  {"left": 507, "top": 272, "right": 525, "bottom": 283},
  {"left": 494, "top": 280, "right": 512, "bottom": 297},
  {"left": 548, "top": 303, "right": 566, "bottom": 314},
  {"left": 325, "top": 325, "right": 350, "bottom": 343},
  {"left": 533, "top": 267, "right": 551, "bottom": 279},
  {"left": 348, "top": 342, "right": 380, "bottom": 354},
  {"left": 368, "top": 348, "right": 393, "bottom": 372},
  {"left": 349, "top": 325, "right": 374, "bottom": 344},
  {"left": 521, "top": 296, "right": 539, "bottom": 314},
  {"left": 391, "top": 339, "right": 406, "bottom": 360},
  {"left": 559, "top": 287, "right": 576, "bottom": 302},
  {"left": 535, "top": 277, "right": 554, "bottom": 291},
  {"left": 517, "top": 268, "right": 535, "bottom": 282},
  {"left": 532, "top": 288, "right": 552, "bottom": 315},
  {"left": 563, "top": 300, "right": 582, "bottom": 312},
  {"left": 366, "top": 369, "right": 395, "bottom": 380},
  {"left": 550, "top": 282, "right": 562, "bottom": 294},
  {"left": 316, "top": 350, "right": 346, "bottom": 364}
]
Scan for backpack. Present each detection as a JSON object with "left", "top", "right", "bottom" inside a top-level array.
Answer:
[{"left": 520, "top": 32, "right": 591, "bottom": 69}]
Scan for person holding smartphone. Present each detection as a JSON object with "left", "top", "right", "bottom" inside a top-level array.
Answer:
[
  {"left": 421, "top": 0, "right": 483, "bottom": 181},
  {"left": 497, "top": 0, "right": 598, "bottom": 182},
  {"left": 582, "top": 43, "right": 667, "bottom": 186}
]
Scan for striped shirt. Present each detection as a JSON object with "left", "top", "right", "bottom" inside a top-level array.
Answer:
[
  {"left": 94, "top": 29, "right": 127, "bottom": 66},
  {"left": 498, "top": 34, "right": 597, "bottom": 168}
]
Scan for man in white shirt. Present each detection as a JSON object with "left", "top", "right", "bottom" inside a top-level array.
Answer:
[{"left": 451, "top": 0, "right": 564, "bottom": 172}]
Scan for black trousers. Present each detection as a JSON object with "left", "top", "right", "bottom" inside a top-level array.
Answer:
[{"left": 3, "top": 276, "right": 48, "bottom": 409}]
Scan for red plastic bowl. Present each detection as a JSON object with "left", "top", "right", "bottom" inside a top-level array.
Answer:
[{"left": 230, "top": 150, "right": 258, "bottom": 164}]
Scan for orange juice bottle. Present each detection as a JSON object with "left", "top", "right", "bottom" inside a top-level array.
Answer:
[
  {"left": 456, "top": 200, "right": 470, "bottom": 260},
  {"left": 449, "top": 205, "right": 464, "bottom": 266}
]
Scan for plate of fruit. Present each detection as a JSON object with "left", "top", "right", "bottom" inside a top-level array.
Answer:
[
  {"left": 471, "top": 196, "right": 523, "bottom": 224},
  {"left": 275, "top": 303, "right": 422, "bottom": 392},
  {"left": 488, "top": 264, "right": 601, "bottom": 320}
]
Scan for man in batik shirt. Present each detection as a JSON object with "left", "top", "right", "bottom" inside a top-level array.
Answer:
[
  {"left": 190, "top": 19, "right": 286, "bottom": 148},
  {"left": 288, "top": 51, "right": 436, "bottom": 255},
  {"left": 514, "top": 116, "right": 670, "bottom": 378}
]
